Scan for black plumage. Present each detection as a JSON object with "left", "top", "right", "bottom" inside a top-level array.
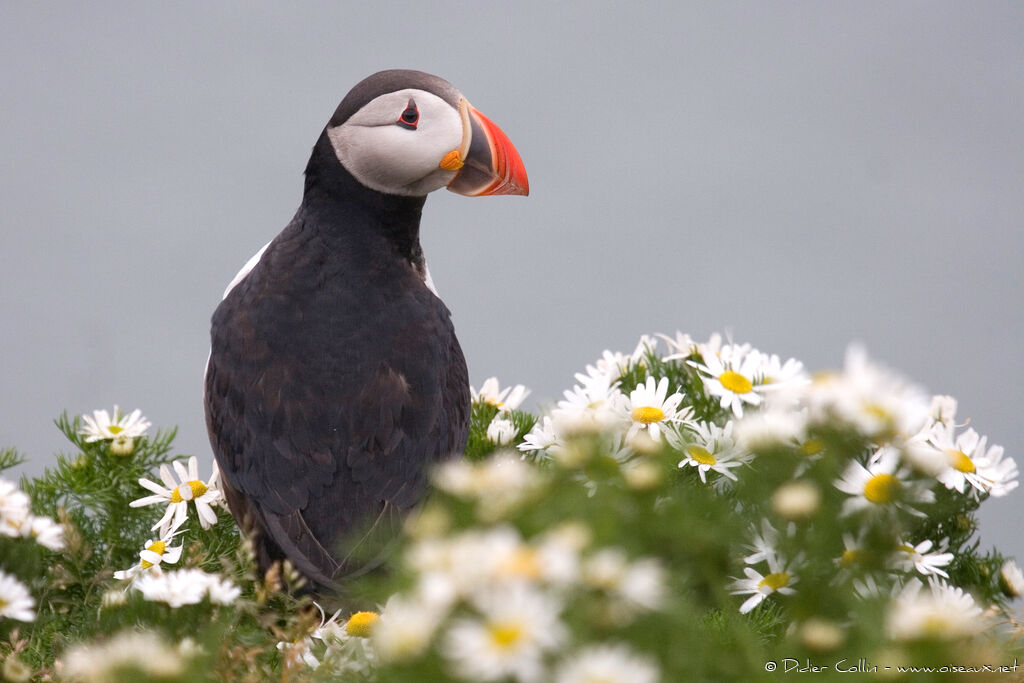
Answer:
[{"left": 203, "top": 71, "right": 499, "bottom": 591}]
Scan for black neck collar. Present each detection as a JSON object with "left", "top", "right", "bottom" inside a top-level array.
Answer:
[{"left": 302, "top": 131, "right": 428, "bottom": 265}]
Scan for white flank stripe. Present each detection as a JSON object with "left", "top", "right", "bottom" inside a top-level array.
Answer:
[{"left": 222, "top": 241, "right": 270, "bottom": 299}]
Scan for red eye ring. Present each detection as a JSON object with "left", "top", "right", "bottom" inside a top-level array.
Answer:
[{"left": 396, "top": 98, "right": 418, "bottom": 130}]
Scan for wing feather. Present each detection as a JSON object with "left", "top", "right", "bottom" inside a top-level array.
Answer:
[{"left": 205, "top": 231, "right": 468, "bottom": 588}]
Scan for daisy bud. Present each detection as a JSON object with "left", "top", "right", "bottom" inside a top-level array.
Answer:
[
  {"left": 110, "top": 434, "right": 136, "bottom": 456},
  {"left": 486, "top": 417, "right": 516, "bottom": 446},
  {"left": 2, "top": 655, "right": 32, "bottom": 683},
  {"left": 623, "top": 460, "right": 662, "bottom": 491},
  {"left": 799, "top": 618, "right": 846, "bottom": 652},
  {"left": 772, "top": 481, "right": 821, "bottom": 520},
  {"left": 625, "top": 430, "right": 661, "bottom": 454},
  {"left": 101, "top": 589, "right": 128, "bottom": 608},
  {"left": 1000, "top": 560, "right": 1024, "bottom": 598}
]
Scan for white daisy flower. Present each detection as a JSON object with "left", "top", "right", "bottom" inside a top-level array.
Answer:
[
  {"left": 133, "top": 567, "right": 237, "bottom": 608},
  {"left": 621, "top": 376, "right": 688, "bottom": 441},
  {"left": 657, "top": 330, "right": 697, "bottom": 359},
  {"left": 890, "top": 539, "right": 954, "bottom": 578},
  {"left": 434, "top": 453, "right": 540, "bottom": 519},
  {"left": 758, "top": 353, "right": 809, "bottom": 392},
  {"left": 130, "top": 456, "right": 222, "bottom": 530},
  {"left": 629, "top": 334, "right": 659, "bottom": 368},
  {"left": 493, "top": 528, "right": 582, "bottom": 589},
  {"left": 834, "top": 447, "right": 935, "bottom": 517},
  {"left": 0, "top": 570, "right": 36, "bottom": 622},
  {"left": 927, "top": 425, "right": 1018, "bottom": 497},
  {"left": 61, "top": 631, "right": 185, "bottom": 681},
  {"left": 927, "top": 395, "right": 958, "bottom": 429},
  {"left": 1000, "top": 560, "right": 1024, "bottom": 598},
  {"left": 518, "top": 416, "right": 563, "bottom": 456},
  {"left": 408, "top": 524, "right": 580, "bottom": 609},
  {"left": 114, "top": 519, "right": 185, "bottom": 581},
  {"left": 743, "top": 519, "right": 784, "bottom": 566},
  {"left": 277, "top": 637, "right": 321, "bottom": 670},
  {"left": 671, "top": 420, "right": 750, "bottom": 484},
  {"left": 555, "top": 643, "right": 660, "bottom": 683},
  {"left": 442, "top": 582, "right": 566, "bottom": 683},
  {"left": 688, "top": 344, "right": 767, "bottom": 418},
  {"left": 314, "top": 612, "right": 378, "bottom": 676},
  {"left": 205, "top": 574, "right": 242, "bottom": 605},
  {"left": 133, "top": 569, "right": 208, "bottom": 607},
  {"left": 80, "top": 405, "right": 151, "bottom": 442},
  {"left": 0, "top": 478, "right": 31, "bottom": 537},
  {"left": 486, "top": 417, "right": 517, "bottom": 446},
  {"left": 472, "top": 377, "right": 531, "bottom": 412},
  {"left": 804, "top": 346, "right": 930, "bottom": 442},
  {"left": 887, "top": 577, "right": 986, "bottom": 641},
  {"left": 553, "top": 372, "right": 626, "bottom": 435},
  {"left": 581, "top": 548, "right": 666, "bottom": 613},
  {"left": 372, "top": 594, "right": 445, "bottom": 661},
  {"left": 732, "top": 407, "right": 808, "bottom": 452},
  {"left": 730, "top": 551, "right": 800, "bottom": 614},
  {"left": 836, "top": 532, "right": 872, "bottom": 570},
  {"left": 850, "top": 574, "right": 894, "bottom": 601},
  {"left": 591, "top": 349, "right": 631, "bottom": 382},
  {"left": 18, "top": 514, "right": 65, "bottom": 551}
]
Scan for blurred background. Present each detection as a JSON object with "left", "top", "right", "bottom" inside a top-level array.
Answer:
[{"left": 3, "top": 3, "right": 1021, "bottom": 561}]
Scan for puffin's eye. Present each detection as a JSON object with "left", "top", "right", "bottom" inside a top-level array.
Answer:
[{"left": 396, "top": 99, "right": 419, "bottom": 130}]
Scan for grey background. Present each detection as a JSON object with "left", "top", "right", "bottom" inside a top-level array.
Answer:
[{"left": 3, "top": 4, "right": 1022, "bottom": 564}]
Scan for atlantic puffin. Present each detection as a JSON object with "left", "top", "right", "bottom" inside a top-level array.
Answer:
[{"left": 204, "top": 69, "right": 528, "bottom": 591}]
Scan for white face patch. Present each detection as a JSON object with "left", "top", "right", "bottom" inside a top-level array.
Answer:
[{"left": 327, "top": 89, "right": 463, "bottom": 196}]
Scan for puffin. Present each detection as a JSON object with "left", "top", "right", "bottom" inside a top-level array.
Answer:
[{"left": 204, "top": 69, "right": 528, "bottom": 591}]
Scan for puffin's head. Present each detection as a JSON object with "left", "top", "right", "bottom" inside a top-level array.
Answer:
[{"left": 324, "top": 69, "right": 528, "bottom": 198}]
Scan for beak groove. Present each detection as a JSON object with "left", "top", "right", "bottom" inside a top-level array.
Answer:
[{"left": 446, "top": 99, "right": 529, "bottom": 197}]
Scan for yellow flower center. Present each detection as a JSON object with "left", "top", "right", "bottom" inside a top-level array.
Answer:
[
  {"left": 719, "top": 370, "right": 753, "bottom": 394},
  {"left": 799, "top": 439, "right": 825, "bottom": 456},
  {"left": 487, "top": 621, "right": 524, "bottom": 649},
  {"left": 140, "top": 539, "right": 167, "bottom": 569},
  {"left": 758, "top": 572, "right": 790, "bottom": 591},
  {"left": 108, "top": 425, "right": 124, "bottom": 435},
  {"left": 632, "top": 406, "right": 665, "bottom": 424},
  {"left": 839, "top": 549, "right": 866, "bottom": 568},
  {"left": 922, "top": 615, "right": 954, "bottom": 638},
  {"left": 169, "top": 480, "right": 208, "bottom": 503},
  {"left": 485, "top": 397, "right": 504, "bottom": 408},
  {"left": 863, "top": 403, "right": 887, "bottom": 418},
  {"left": 686, "top": 445, "right": 717, "bottom": 466},
  {"left": 863, "top": 473, "right": 901, "bottom": 504},
  {"left": 345, "top": 611, "right": 380, "bottom": 638},
  {"left": 498, "top": 548, "right": 542, "bottom": 579},
  {"left": 946, "top": 449, "right": 975, "bottom": 474}
]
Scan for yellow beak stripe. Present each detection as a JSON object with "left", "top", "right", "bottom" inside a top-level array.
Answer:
[{"left": 439, "top": 149, "right": 464, "bottom": 171}]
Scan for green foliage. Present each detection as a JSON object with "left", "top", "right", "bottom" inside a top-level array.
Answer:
[
  {"left": 0, "top": 447, "right": 26, "bottom": 474},
  {"left": 1, "top": 334, "right": 1022, "bottom": 681}
]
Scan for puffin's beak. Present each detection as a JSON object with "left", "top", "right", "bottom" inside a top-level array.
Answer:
[{"left": 446, "top": 98, "right": 529, "bottom": 197}]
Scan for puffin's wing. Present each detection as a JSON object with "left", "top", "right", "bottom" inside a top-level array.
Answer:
[{"left": 205, "top": 288, "right": 469, "bottom": 586}]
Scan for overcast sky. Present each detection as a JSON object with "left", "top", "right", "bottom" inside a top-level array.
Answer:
[{"left": 3, "top": 3, "right": 1022, "bottom": 562}]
